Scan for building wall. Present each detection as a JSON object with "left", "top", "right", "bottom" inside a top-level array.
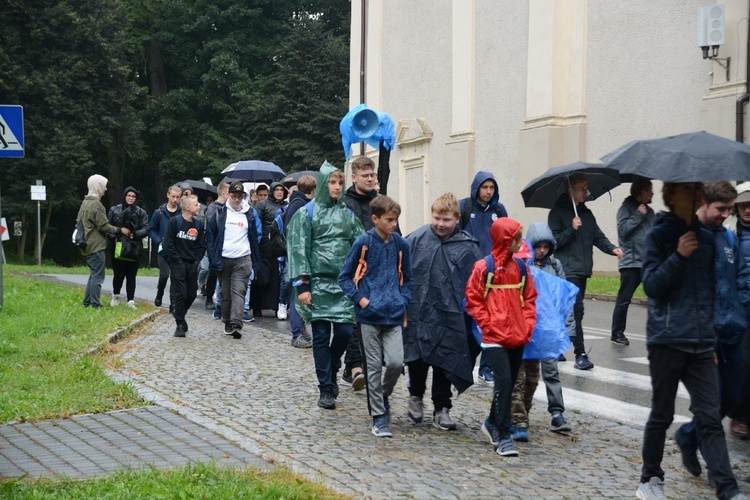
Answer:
[{"left": 350, "top": 0, "right": 749, "bottom": 272}]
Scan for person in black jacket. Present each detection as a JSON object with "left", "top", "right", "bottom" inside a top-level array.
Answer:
[
  {"left": 107, "top": 186, "right": 150, "bottom": 308},
  {"left": 341, "top": 156, "right": 380, "bottom": 390},
  {"left": 548, "top": 174, "right": 622, "bottom": 370},
  {"left": 636, "top": 182, "right": 743, "bottom": 500},
  {"left": 163, "top": 195, "right": 206, "bottom": 337}
]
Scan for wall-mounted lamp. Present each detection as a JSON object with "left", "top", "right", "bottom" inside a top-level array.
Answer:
[{"left": 699, "top": 4, "right": 730, "bottom": 81}]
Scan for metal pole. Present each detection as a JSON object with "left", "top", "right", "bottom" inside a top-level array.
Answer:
[
  {"left": 37, "top": 201, "right": 41, "bottom": 266},
  {"left": 0, "top": 175, "right": 3, "bottom": 312}
]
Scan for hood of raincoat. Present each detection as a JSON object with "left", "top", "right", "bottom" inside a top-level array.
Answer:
[
  {"left": 526, "top": 222, "right": 557, "bottom": 254},
  {"left": 87, "top": 174, "right": 108, "bottom": 199},
  {"left": 314, "top": 161, "right": 343, "bottom": 208},
  {"left": 490, "top": 218, "right": 522, "bottom": 265}
]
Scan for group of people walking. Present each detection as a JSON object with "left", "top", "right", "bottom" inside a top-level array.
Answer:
[{"left": 76, "top": 164, "right": 750, "bottom": 499}]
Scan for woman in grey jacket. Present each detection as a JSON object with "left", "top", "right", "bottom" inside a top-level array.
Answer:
[{"left": 610, "top": 177, "right": 655, "bottom": 346}]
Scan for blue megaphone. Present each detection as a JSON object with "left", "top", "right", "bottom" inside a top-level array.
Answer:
[{"left": 350, "top": 107, "right": 379, "bottom": 139}]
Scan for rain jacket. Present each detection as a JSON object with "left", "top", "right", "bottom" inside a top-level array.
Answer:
[
  {"left": 707, "top": 224, "right": 750, "bottom": 345},
  {"left": 287, "top": 162, "right": 365, "bottom": 323},
  {"left": 149, "top": 203, "right": 180, "bottom": 254},
  {"left": 107, "top": 187, "right": 150, "bottom": 242},
  {"left": 255, "top": 181, "right": 289, "bottom": 239},
  {"left": 338, "top": 229, "right": 414, "bottom": 325},
  {"left": 459, "top": 171, "right": 508, "bottom": 255},
  {"left": 548, "top": 194, "right": 618, "bottom": 278},
  {"left": 616, "top": 196, "right": 655, "bottom": 269},
  {"left": 465, "top": 218, "right": 538, "bottom": 349},
  {"left": 77, "top": 175, "right": 120, "bottom": 256},
  {"left": 402, "top": 224, "right": 483, "bottom": 394},
  {"left": 642, "top": 211, "right": 716, "bottom": 346},
  {"left": 205, "top": 200, "right": 261, "bottom": 276}
]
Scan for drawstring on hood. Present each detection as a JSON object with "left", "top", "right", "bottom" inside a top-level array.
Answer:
[{"left": 87, "top": 174, "right": 108, "bottom": 199}]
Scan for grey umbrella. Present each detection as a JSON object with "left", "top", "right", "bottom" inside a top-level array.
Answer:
[
  {"left": 280, "top": 170, "right": 319, "bottom": 187},
  {"left": 178, "top": 179, "right": 217, "bottom": 203},
  {"left": 601, "top": 131, "right": 750, "bottom": 182}
]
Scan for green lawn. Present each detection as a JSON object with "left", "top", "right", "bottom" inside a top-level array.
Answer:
[
  {"left": 587, "top": 274, "right": 645, "bottom": 298},
  {"left": 0, "top": 272, "right": 344, "bottom": 498},
  {"left": 4, "top": 262, "right": 160, "bottom": 277}
]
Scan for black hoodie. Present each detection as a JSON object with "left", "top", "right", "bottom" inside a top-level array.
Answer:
[{"left": 107, "top": 186, "right": 150, "bottom": 240}]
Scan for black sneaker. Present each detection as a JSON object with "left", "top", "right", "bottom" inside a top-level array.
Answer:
[
  {"left": 224, "top": 322, "right": 233, "bottom": 335},
  {"left": 180, "top": 320, "right": 188, "bottom": 333},
  {"left": 169, "top": 304, "right": 175, "bottom": 314},
  {"left": 611, "top": 333, "right": 630, "bottom": 346},
  {"left": 231, "top": 323, "right": 242, "bottom": 339},
  {"left": 674, "top": 429, "right": 701, "bottom": 476},
  {"left": 174, "top": 325, "right": 186, "bottom": 338},
  {"left": 574, "top": 354, "right": 594, "bottom": 370},
  {"left": 342, "top": 371, "right": 354, "bottom": 384},
  {"left": 558, "top": 353, "right": 567, "bottom": 362},
  {"left": 205, "top": 298, "right": 215, "bottom": 310},
  {"left": 550, "top": 414, "right": 572, "bottom": 433},
  {"left": 154, "top": 296, "right": 162, "bottom": 307},
  {"left": 318, "top": 388, "right": 336, "bottom": 409}
]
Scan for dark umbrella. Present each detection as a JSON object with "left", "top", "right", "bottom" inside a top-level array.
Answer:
[
  {"left": 601, "top": 131, "right": 750, "bottom": 182},
  {"left": 280, "top": 170, "right": 318, "bottom": 187},
  {"left": 221, "top": 160, "right": 286, "bottom": 183},
  {"left": 521, "top": 161, "right": 622, "bottom": 215},
  {"left": 178, "top": 179, "right": 217, "bottom": 204}
]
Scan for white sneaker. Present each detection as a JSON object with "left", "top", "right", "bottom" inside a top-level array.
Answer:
[
  {"left": 277, "top": 303, "right": 288, "bottom": 320},
  {"left": 110, "top": 294, "right": 120, "bottom": 307},
  {"left": 636, "top": 477, "right": 666, "bottom": 499},
  {"left": 126, "top": 300, "right": 136, "bottom": 309}
]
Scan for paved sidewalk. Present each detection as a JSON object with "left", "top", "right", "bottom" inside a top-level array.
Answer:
[{"left": 1, "top": 273, "right": 748, "bottom": 497}]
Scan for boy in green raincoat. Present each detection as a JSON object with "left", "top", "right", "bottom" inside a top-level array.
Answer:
[{"left": 287, "top": 162, "right": 365, "bottom": 409}]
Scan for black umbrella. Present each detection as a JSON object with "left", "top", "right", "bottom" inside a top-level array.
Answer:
[
  {"left": 521, "top": 161, "right": 622, "bottom": 215},
  {"left": 221, "top": 160, "right": 286, "bottom": 183},
  {"left": 601, "top": 131, "right": 750, "bottom": 182},
  {"left": 280, "top": 170, "right": 318, "bottom": 187},
  {"left": 178, "top": 179, "right": 217, "bottom": 204}
]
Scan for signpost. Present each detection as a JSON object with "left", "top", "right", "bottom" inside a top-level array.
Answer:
[
  {"left": 31, "top": 182, "right": 45, "bottom": 267},
  {"left": 0, "top": 104, "right": 24, "bottom": 312}
]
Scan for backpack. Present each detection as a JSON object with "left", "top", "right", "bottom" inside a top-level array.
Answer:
[
  {"left": 483, "top": 255, "right": 528, "bottom": 306},
  {"left": 352, "top": 234, "right": 406, "bottom": 290},
  {"left": 72, "top": 220, "right": 86, "bottom": 248},
  {"left": 268, "top": 207, "right": 287, "bottom": 259},
  {"left": 460, "top": 197, "right": 506, "bottom": 230}
]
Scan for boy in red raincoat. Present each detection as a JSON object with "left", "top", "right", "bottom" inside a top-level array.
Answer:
[{"left": 465, "top": 218, "right": 537, "bottom": 457}]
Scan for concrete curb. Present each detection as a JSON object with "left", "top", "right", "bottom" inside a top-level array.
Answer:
[
  {"left": 87, "top": 309, "right": 167, "bottom": 356},
  {"left": 585, "top": 293, "right": 647, "bottom": 306}
]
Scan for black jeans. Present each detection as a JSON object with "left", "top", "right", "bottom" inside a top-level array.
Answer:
[
  {"left": 566, "top": 276, "right": 587, "bottom": 356},
  {"left": 407, "top": 359, "right": 453, "bottom": 412},
  {"left": 112, "top": 257, "right": 140, "bottom": 301},
  {"left": 611, "top": 267, "right": 641, "bottom": 338},
  {"left": 205, "top": 268, "right": 218, "bottom": 303},
  {"left": 641, "top": 344, "right": 739, "bottom": 499},
  {"left": 156, "top": 254, "right": 173, "bottom": 304},
  {"left": 169, "top": 260, "right": 198, "bottom": 324},
  {"left": 343, "top": 323, "right": 364, "bottom": 375},
  {"left": 485, "top": 346, "right": 524, "bottom": 438}
]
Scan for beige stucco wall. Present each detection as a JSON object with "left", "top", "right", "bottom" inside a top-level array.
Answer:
[{"left": 350, "top": 0, "right": 749, "bottom": 272}]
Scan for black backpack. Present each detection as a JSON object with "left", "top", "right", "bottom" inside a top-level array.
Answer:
[{"left": 72, "top": 220, "right": 86, "bottom": 248}]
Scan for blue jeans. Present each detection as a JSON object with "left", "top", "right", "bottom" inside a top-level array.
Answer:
[
  {"left": 243, "top": 269, "right": 255, "bottom": 311},
  {"left": 83, "top": 250, "right": 106, "bottom": 307},
  {"left": 289, "top": 283, "right": 305, "bottom": 339},
  {"left": 311, "top": 321, "right": 353, "bottom": 390},
  {"left": 676, "top": 341, "right": 745, "bottom": 464},
  {"left": 278, "top": 259, "right": 289, "bottom": 304},
  {"left": 641, "top": 344, "right": 739, "bottom": 499}
]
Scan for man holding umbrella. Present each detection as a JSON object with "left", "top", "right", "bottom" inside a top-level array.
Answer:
[{"left": 548, "top": 173, "right": 622, "bottom": 370}]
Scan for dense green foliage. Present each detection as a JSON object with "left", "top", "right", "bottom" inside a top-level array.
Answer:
[
  {"left": 0, "top": 0, "right": 350, "bottom": 264},
  {"left": 0, "top": 273, "right": 152, "bottom": 423}
]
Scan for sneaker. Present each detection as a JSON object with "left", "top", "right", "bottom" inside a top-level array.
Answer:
[
  {"left": 731, "top": 418, "right": 750, "bottom": 439},
  {"left": 342, "top": 372, "right": 354, "bottom": 384},
  {"left": 213, "top": 304, "right": 222, "bottom": 320},
  {"left": 512, "top": 426, "right": 529, "bottom": 442},
  {"left": 231, "top": 323, "right": 242, "bottom": 338},
  {"left": 636, "top": 477, "right": 666, "bottom": 499},
  {"left": 371, "top": 416, "right": 393, "bottom": 438},
  {"left": 154, "top": 295, "right": 162, "bottom": 307},
  {"left": 126, "top": 300, "right": 136, "bottom": 309},
  {"left": 611, "top": 333, "right": 630, "bottom": 346},
  {"left": 180, "top": 319, "right": 189, "bottom": 333},
  {"left": 224, "top": 323, "right": 233, "bottom": 335},
  {"left": 205, "top": 298, "right": 215, "bottom": 310},
  {"left": 232, "top": 332, "right": 242, "bottom": 339},
  {"left": 558, "top": 353, "right": 566, "bottom": 362},
  {"left": 110, "top": 293, "right": 121, "bottom": 307},
  {"left": 351, "top": 371, "right": 366, "bottom": 391},
  {"left": 174, "top": 325, "right": 186, "bottom": 338},
  {"left": 318, "top": 388, "right": 336, "bottom": 409},
  {"left": 408, "top": 396, "right": 424, "bottom": 423},
  {"left": 433, "top": 407, "right": 457, "bottom": 430},
  {"left": 495, "top": 437, "right": 519, "bottom": 457},
  {"left": 291, "top": 336, "right": 313, "bottom": 348},
  {"left": 574, "top": 353, "right": 594, "bottom": 370},
  {"left": 169, "top": 304, "right": 174, "bottom": 314},
  {"left": 482, "top": 418, "right": 500, "bottom": 446},
  {"left": 674, "top": 429, "right": 701, "bottom": 477},
  {"left": 242, "top": 311, "right": 255, "bottom": 322},
  {"left": 478, "top": 366, "right": 494, "bottom": 383},
  {"left": 277, "top": 303, "right": 288, "bottom": 320},
  {"left": 549, "top": 414, "right": 572, "bottom": 433}
]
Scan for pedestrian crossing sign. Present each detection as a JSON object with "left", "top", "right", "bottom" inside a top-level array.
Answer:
[{"left": 0, "top": 105, "right": 24, "bottom": 158}]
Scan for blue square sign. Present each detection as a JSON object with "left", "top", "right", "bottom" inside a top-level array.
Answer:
[{"left": 0, "top": 105, "right": 24, "bottom": 158}]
